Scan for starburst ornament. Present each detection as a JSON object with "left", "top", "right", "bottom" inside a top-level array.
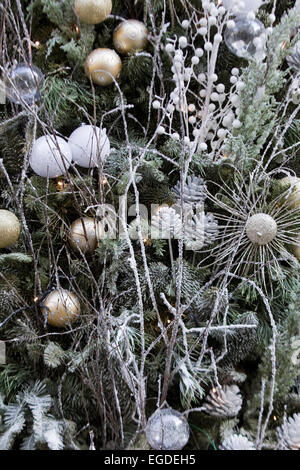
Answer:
[{"left": 205, "top": 171, "right": 300, "bottom": 292}]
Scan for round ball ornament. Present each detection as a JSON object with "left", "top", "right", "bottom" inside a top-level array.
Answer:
[
  {"left": 292, "top": 233, "right": 300, "bottom": 261},
  {"left": 222, "top": 0, "right": 263, "bottom": 15},
  {"left": 225, "top": 18, "right": 266, "bottom": 60},
  {"left": 74, "top": 0, "right": 112, "bottom": 24},
  {"left": 42, "top": 289, "right": 81, "bottom": 328},
  {"left": 69, "top": 217, "right": 104, "bottom": 253},
  {"left": 84, "top": 48, "right": 122, "bottom": 86},
  {"left": 245, "top": 213, "right": 277, "bottom": 245},
  {"left": 30, "top": 135, "right": 72, "bottom": 178},
  {"left": 113, "top": 20, "right": 149, "bottom": 55},
  {"left": 0, "top": 210, "right": 21, "bottom": 249},
  {"left": 4, "top": 63, "right": 44, "bottom": 105},
  {"left": 68, "top": 125, "right": 110, "bottom": 168},
  {"left": 145, "top": 408, "right": 190, "bottom": 450},
  {"left": 279, "top": 176, "right": 300, "bottom": 208}
]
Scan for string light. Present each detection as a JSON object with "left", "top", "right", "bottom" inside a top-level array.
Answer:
[
  {"left": 57, "top": 179, "right": 65, "bottom": 191},
  {"left": 34, "top": 41, "right": 41, "bottom": 48},
  {"left": 34, "top": 296, "right": 39, "bottom": 303},
  {"left": 100, "top": 176, "right": 108, "bottom": 185}
]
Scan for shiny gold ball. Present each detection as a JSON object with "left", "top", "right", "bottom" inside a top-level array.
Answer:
[
  {"left": 113, "top": 19, "right": 149, "bottom": 55},
  {"left": 279, "top": 176, "right": 300, "bottom": 208},
  {"left": 74, "top": 0, "right": 112, "bottom": 25},
  {"left": 69, "top": 217, "right": 103, "bottom": 253},
  {"left": 84, "top": 48, "right": 122, "bottom": 86},
  {"left": 42, "top": 289, "right": 81, "bottom": 328},
  {"left": 0, "top": 209, "right": 21, "bottom": 249}
]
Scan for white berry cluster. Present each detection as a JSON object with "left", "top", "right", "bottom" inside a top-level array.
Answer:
[{"left": 151, "top": 2, "right": 253, "bottom": 159}]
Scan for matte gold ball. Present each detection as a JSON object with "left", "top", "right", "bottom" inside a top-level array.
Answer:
[
  {"left": 113, "top": 19, "right": 149, "bottom": 55},
  {"left": 279, "top": 176, "right": 300, "bottom": 209},
  {"left": 84, "top": 48, "right": 122, "bottom": 86},
  {"left": 292, "top": 233, "right": 300, "bottom": 261},
  {"left": 74, "top": 0, "right": 112, "bottom": 25},
  {"left": 42, "top": 289, "right": 81, "bottom": 328},
  {"left": 69, "top": 217, "right": 103, "bottom": 253},
  {"left": 0, "top": 209, "right": 21, "bottom": 249}
]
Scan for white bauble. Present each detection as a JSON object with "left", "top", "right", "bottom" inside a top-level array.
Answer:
[
  {"left": 30, "top": 135, "right": 72, "bottom": 178},
  {"left": 222, "top": 0, "right": 263, "bottom": 15},
  {"left": 68, "top": 125, "right": 110, "bottom": 168}
]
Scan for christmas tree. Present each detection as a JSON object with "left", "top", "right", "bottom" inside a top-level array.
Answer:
[{"left": 0, "top": 0, "right": 300, "bottom": 451}]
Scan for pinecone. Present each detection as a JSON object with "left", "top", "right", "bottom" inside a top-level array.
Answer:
[
  {"left": 219, "top": 434, "right": 256, "bottom": 450},
  {"left": 184, "top": 213, "right": 218, "bottom": 251},
  {"left": 151, "top": 206, "right": 182, "bottom": 239},
  {"left": 173, "top": 176, "right": 207, "bottom": 204},
  {"left": 287, "top": 40, "right": 300, "bottom": 72},
  {"left": 202, "top": 385, "right": 243, "bottom": 418},
  {"left": 277, "top": 413, "right": 300, "bottom": 450}
]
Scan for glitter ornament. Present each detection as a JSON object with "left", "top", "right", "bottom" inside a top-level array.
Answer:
[
  {"left": 42, "top": 289, "right": 81, "bottom": 328},
  {"left": 4, "top": 63, "right": 44, "bottom": 105},
  {"left": 245, "top": 213, "right": 278, "bottom": 245},
  {"left": 224, "top": 18, "right": 266, "bottom": 60},
  {"left": 222, "top": 0, "right": 263, "bottom": 15},
  {"left": 30, "top": 135, "right": 72, "bottom": 178},
  {"left": 145, "top": 408, "right": 190, "bottom": 450},
  {"left": 74, "top": 0, "right": 112, "bottom": 25},
  {"left": 68, "top": 125, "right": 110, "bottom": 168},
  {"left": 0, "top": 210, "right": 21, "bottom": 249},
  {"left": 69, "top": 217, "right": 104, "bottom": 253},
  {"left": 113, "top": 20, "right": 148, "bottom": 55},
  {"left": 84, "top": 48, "right": 122, "bottom": 86}
]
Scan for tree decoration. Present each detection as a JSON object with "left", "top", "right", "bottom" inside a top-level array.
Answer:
[
  {"left": 245, "top": 213, "right": 277, "bottom": 245},
  {"left": 113, "top": 20, "right": 149, "bottom": 55},
  {"left": 4, "top": 63, "right": 44, "bottom": 105},
  {"left": 41, "top": 289, "right": 81, "bottom": 328},
  {"left": 84, "top": 48, "right": 122, "bottom": 86},
  {"left": 145, "top": 408, "right": 190, "bottom": 450},
  {"left": 279, "top": 176, "right": 300, "bottom": 208},
  {"left": 277, "top": 413, "right": 300, "bottom": 450},
  {"left": 74, "top": 0, "right": 112, "bottom": 25},
  {"left": 69, "top": 217, "right": 104, "bottom": 253},
  {"left": 287, "top": 40, "right": 300, "bottom": 72},
  {"left": 173, "top": 176, "right": 207, "bottom": 205},
  {"left": 68, "top": 124, "right": 110, "bottom": 168},
  {"left": 224, "top": 18, "right": 266, "bottom": 60},
  {"left": 184, "top": 213, "right": 219, "bottom": 251},
  {"left": 290, "top": 78, "right": 300, "bottom": 105},
  {"left": 30, "top": 135, "right": 72, "bottom": 178},
  {"left": 0, "top": 209, "right": 21, "bottom": 249},
  {"left": 206, "top": 172, "right": 300, "bottom": 292},
  {"left": 202, "top": 385, "right": 243, "bottom": 418},
  {"left": 151, "top": 206, "right": 182, "bottom": 239},
  {"left": 219, "top": 434, "right": 256, "bottom": 450},
  {"left": 222, "top": 0, "right": 264, "bottom": 15}
]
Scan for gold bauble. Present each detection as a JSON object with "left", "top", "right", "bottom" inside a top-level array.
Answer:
[
  {"left": 69, "top": 217, "right": 103, "bottom": 253},
  {"left": 113, "top": 20, "right": 149, "bottom": 55},
  {"left": 42, "top": 289, "right": 81, "bottom": 328},
  {"left": 279, "top": 176, "right": 300, "bottom": 208},
  {"left": 292, "top": 233, "right": 300, "bottom": 261},
  {"left": 74, "top": 0, "right": 112, "bottom": 25},
  {"left": 0, "top": 209, "right": 21, "bottom": 249},
  {"left": 84, "top": 48, "right": 122, "bottom": 86}
]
